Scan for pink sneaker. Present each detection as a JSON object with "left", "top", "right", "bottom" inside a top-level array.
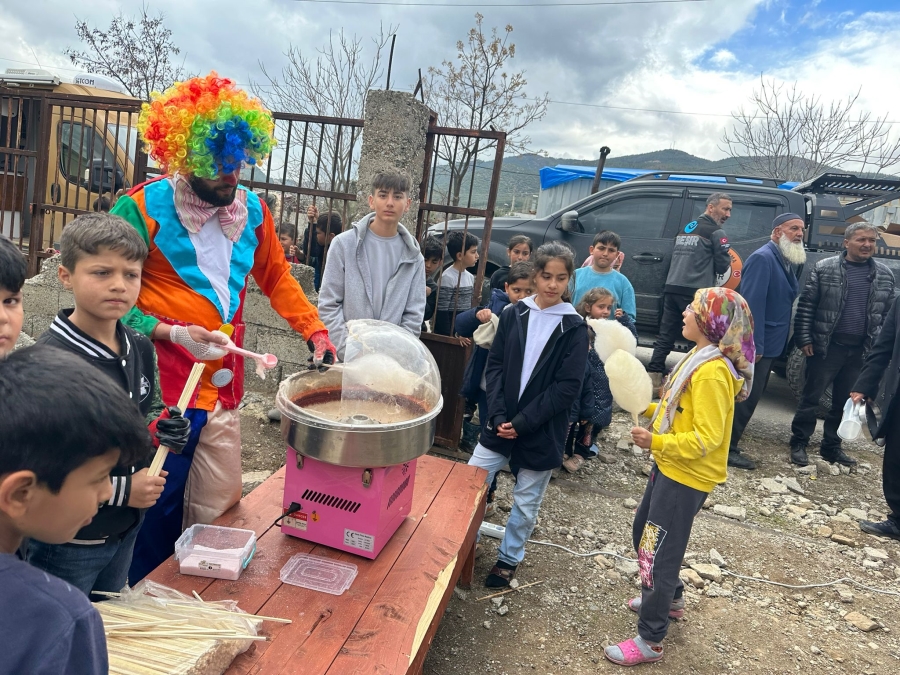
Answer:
[{"left": 604, "top": 636, "right": 664, "bottom": 666}]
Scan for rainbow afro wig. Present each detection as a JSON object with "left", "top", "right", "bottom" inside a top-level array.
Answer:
[{"left": 138, "top": 72, "right": 275, "bottom": 179}]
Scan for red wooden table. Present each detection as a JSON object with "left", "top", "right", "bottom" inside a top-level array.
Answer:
[{"left": 148, "top": 455, "right": 487, "bottom": 674}]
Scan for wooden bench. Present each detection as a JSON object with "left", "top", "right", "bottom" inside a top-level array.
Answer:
[{"left": 148, "top": 455, "right": 487, "bottom": 674}]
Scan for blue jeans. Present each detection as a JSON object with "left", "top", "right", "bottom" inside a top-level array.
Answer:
[
  {"left": 27, "top": 517, "right": 143, "bottom": 598},
  {"left": 468, "top": 443, "right": 552, "bottom": 567}
]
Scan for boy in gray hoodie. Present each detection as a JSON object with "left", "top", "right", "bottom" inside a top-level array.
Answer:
[{"left": 318, "top": 171, "right": 426, "bottom": 358}]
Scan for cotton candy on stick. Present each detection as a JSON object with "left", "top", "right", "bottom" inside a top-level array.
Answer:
[
  {"left": 586, "top": 318, "right": 637, "bottom": 362},
  {"left": 605, "top": 349, "right": 653, "bottom": 426}
]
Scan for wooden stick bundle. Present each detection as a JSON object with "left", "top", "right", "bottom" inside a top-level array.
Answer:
[
  {"left": 148, "top": 362, "right": 206, "bottom": 477},
  {"left": 95, "top": 592, "right": 269, "bottom": 675}
]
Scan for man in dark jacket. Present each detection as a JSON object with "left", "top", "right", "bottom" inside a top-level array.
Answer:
[
  {"left": 727, "top": 214, "right": 805, "bottom": 470},
  {"left": 789, "top": 222, "right": 895, "bottom": 467},
  {"left": 647, "top": 192, "right": 733, "bottom": 386},
  {"left": 850, "top": 298, "right": 900, "bottom": 540}
]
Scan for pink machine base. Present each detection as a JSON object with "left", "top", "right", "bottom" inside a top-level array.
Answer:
[{"left": 280, "top": 448, "right": 416, "bottom": 559}]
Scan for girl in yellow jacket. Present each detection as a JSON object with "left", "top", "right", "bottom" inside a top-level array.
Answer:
[{"left": 606, "top": 287, "right": 755, "bottom": 667}]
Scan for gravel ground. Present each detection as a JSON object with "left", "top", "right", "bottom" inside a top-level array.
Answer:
[{"left": 237, "top": 391, "right": 900, "bottom": 675}]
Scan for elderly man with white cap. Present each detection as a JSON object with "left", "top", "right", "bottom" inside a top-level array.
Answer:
[{"left": 727, "top": 213, "right": 806, "bottom": 470}]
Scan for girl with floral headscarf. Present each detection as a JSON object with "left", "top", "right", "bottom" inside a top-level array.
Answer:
[{"left": 605, "top": 287, "right": 755, "bottom": 667}]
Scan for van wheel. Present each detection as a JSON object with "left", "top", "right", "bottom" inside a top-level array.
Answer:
[{"left": 785, "top": 346, "right": 830, "bottom": 418}]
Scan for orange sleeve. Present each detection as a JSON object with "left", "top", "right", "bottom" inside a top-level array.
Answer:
[{"left": 250, "top": 203, "right": 326, "bottom": 341}]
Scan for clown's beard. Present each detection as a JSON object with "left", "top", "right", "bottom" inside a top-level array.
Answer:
[
  {"left": 188, "top": 175, "right": 237, "bottom": 207},
  {"left": 777, "top": 234, "right": 807, "bottom": 265}
]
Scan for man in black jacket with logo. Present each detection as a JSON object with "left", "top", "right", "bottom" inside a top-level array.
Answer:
[
  {"left": 789, "top": 222, "right": 894, "bottom": 467},
  {"left": 647, "top": 193, "right": 733, "bottom": 388}
]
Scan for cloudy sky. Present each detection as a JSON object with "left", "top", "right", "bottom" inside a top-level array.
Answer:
[{"left": 1, "top": 0, "right": 898, "bottom": 163}]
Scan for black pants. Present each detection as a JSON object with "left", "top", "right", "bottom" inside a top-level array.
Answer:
[
  {"left": 632, "top": 466, "right": 707, "bottom": 643},
  {"left": 790, "top": 343, "right": 864, "bottom": 453},
  {"left": 729, "top": 356, "right": 774, "bottom": 451},
  {"left": 648, "top": 292, "right": 695, "bottom": 374},
  {"left": 883, "top": 406, "right": 900, "bottom": 525}
]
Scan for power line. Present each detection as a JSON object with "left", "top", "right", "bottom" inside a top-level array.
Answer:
[
  {"left": 544, "top": 97, "right": 732, "bottom": 117},
  {"left": 5, "top": 55, "right": 897, "bottom": 126},
  {"left": 0, "top": 55, "right": 82, "bottom": 72},
  {"left": 290, "top": 0, "right": 708, "bottom": 5}
]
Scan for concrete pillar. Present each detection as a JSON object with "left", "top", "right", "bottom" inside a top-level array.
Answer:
[{"left": 355, "top": 90, "right": 434, "bottom": 231}]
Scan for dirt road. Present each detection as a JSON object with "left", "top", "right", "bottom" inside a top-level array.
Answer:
[{"left": 238, "top": 383, "right": 900, "bottom": 675}]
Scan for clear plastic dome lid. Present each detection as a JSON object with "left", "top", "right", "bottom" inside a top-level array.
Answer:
[
  {"left": 337, "top": 319, "right": 441, "bottom": 419},
  {"left": 276, "top": 320, "right": 442, "bottom": 429}
]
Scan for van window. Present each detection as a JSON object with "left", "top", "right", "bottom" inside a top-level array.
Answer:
[
  {"left": 690, "top": 199, "right": 776, "bottom": 242},
  {"left": 59, "top": 121, "right": 123, "bottom": 188},
  {"left": 579, "top": 195, "right": 674, "bottom": 239}
]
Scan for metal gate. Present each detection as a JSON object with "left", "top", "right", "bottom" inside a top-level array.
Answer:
[
  {"left": 238, "top": 112, "right": 363, "bottom": 284},
  {"left": 417, "top": 119, "right": 506, "bottom": 449},
  {"left": 1, "top": 89, "right": 43, "bottom": 273},
  {"left": 0, "top": 87, "right": 147, "bottom": 275}
]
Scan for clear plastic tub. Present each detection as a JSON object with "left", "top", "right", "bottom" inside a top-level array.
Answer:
[
  {"left": 280, "top": 553, "right": 358, "bottom": 595},
  {"left": 174, "top": 524, "right": 257, "bottom": 581}
]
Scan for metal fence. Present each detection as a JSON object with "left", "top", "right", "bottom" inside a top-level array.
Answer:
[
  {"left": 0, "top": 88, "right": 146, "bottom": 275},
  {"left": 1, "top": 90, "right": 47, "bottom": 270},
  {"left": 1, "top": 85, "right": 364, "bottom": 278},
  {"left": 417, "top": 119, "right": 506, "bottom": 448},
  {"left": 238, "top": 112, "right": 363, "bottom": 289}
]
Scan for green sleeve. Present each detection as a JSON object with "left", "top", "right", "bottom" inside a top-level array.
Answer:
[
  {"left": 110, "top": 195, "right": 151, "bottom": 247},
  {"left": 124, "top": 306, "right": 160, "bottom": 338},
  {"left": 111, "top": 195, "right": 160, "bottom": 338}
]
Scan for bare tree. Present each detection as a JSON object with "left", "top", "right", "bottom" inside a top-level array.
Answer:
[
  {"left": 252, "top": 26, "right": 396, "bottom": 195},
  {"left": 722, "top": 77, "right": 900, "bottom": 181},
  {"left": 65, "top": 6, "right": 188, "bottom": 101},
  {"left": 423, "top": 13, "right": 549, "bottom": 207}
]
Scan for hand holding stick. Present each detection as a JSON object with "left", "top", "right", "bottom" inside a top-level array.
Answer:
[{"left": 148, "top": 362, "right": 205, "bottom": 477}]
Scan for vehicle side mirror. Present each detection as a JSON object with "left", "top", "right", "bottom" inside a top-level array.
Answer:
[{"left": 560, "top": 210, "right": 580, "bottom": 233}]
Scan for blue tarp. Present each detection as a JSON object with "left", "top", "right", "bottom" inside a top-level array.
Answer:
[
  {"left": 539, "top": 165, "right": 649, "bottom": 190},
  {"left": 539, "top": 164, "right": 799, "bottom": 191}
]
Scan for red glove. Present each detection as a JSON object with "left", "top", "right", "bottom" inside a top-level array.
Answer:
[{"left": 307, "top": 330, "right": 336, "bottom": 371}]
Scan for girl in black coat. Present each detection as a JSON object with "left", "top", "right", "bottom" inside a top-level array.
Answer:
[{"left": 468, "top": 242, "right": 589, "bottom": 587}]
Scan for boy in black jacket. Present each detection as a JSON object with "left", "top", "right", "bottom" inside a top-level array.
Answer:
[{"left": 27, "top": 213, "right": 191, "bottom": 599}]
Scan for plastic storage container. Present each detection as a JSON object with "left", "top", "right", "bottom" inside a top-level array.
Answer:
[
  {"left": 280, "top": 553, "right": 358, "bottom": 595},
  {"left": 174, "top": 524, "right": 257, "bottom": 580}
]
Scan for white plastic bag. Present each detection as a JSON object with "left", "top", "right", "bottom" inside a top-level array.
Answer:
[{"left": 837, "top": 398, "right": 864, "bottom": 440}]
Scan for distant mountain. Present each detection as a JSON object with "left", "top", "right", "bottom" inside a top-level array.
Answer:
[{"left": 434, "top": 150, "right": 769, "bottom": 215}]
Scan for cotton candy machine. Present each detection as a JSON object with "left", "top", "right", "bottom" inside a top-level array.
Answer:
[{"left": 275, "top": 320, "right": 443, "bottom": 559}]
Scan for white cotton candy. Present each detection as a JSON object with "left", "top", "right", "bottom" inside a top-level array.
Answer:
[
  {"left": 587, "top": 318, "right": 637, "bottom": 362},
  {"left": 605, "top": 349, "right": 653, "bottom": 425}
]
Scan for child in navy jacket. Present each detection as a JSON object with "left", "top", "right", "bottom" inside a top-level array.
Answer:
[{"left": 468, "top": 243, "right": 588, "bottom": 588}]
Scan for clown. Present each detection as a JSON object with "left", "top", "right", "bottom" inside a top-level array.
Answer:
[{"left": 112, "top": 73, "right": 336, "bottom": 581}]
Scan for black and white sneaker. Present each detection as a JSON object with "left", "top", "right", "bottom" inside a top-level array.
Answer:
[{"left": 859, "top": 519, "right": 900, "bottom": 541}]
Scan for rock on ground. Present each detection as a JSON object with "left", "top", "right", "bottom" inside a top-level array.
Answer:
[
  {"left": 844, "top": 612, "right": 879, "bottom": 632},
  {"left": 713, "top": 504, "right": 746, "bottom": 521},
  {"left": 689, "top": 563, "right": 723, "bottom": 584}
]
